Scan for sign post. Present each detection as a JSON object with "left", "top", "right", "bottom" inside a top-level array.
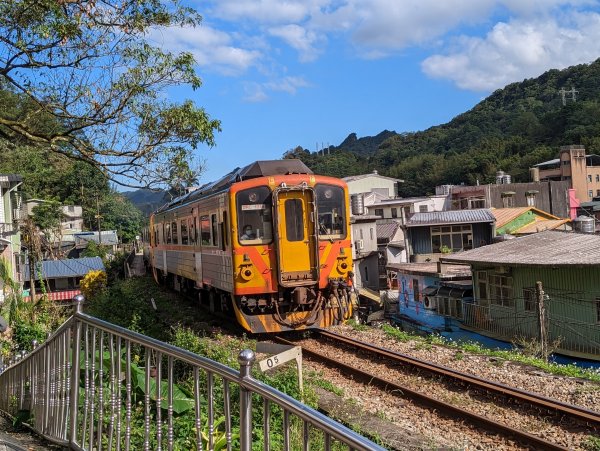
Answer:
[{"left": 256, "top": 342, "right": 303, "bottom": 396}]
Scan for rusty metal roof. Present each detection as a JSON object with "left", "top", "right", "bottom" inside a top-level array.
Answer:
[
  {"left": 491, "top": 207, "right": 559, "bottom": 228},
  {"left": 441, "top": 230, "right": 600, "bottom": 266},
  {"left": 515, "top": 219, "right": 570, "bottom": 234},
  {"left": 405, "top": 209, "right": 495, "bottom": 227}
]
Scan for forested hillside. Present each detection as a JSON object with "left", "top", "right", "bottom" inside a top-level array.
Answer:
[{"left": 285, "top": 58, "right": 600, "bottom": 196}]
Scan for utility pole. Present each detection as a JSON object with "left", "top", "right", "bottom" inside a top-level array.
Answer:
[
  {"left": 570, "top": 86, "right": 578, "bottom": 102},
  {"left": 536, "top": 281, "right": 548, "bottom": 361},
  {"left": 558, "top": 87, "right": 578, "bottom": 106},
  {"left": 95, "top": 195, "right": 102, "bottom": 245}
]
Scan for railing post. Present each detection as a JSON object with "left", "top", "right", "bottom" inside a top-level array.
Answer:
[
  {"left": 69, "top": 294, "right": 85, "bottom": 447},
  {"left": 238, "top": 349, "right": 255, "bottom": 451}
]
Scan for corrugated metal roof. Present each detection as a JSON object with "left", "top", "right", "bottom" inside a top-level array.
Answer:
[
  {"left": 24, "top": 257, "right": 105, "bottom": 281},
  {"left": 491, "top": 207, "right": 559, "bottom": 228},
  {"left": 514, "top": 219, "right": 570, "bottom": 234},
  {"left": 405, "top": 209, "right": 495, "bottom": 227},
  {"left": 441, "top": 230, "right": 600, "bottom": 266},
  {"left": 343, "top": 172, "right": 403, "bottom": 183},
  {"left": 533, "top": 158, "right": 560, "bottom": 167},
  {"left": 376, "top": 221, "right": 400, "bottom": 240}
]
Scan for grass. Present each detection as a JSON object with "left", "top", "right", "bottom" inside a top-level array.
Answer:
[
  {"left": 380, "top": 323, "right": 600, "bottom": 382},
  {"left": 307, "top": 371, "right": 345, "bottom": 396},
  {"left": 582, "top": 435, "right": 600, "bottom": 451}
]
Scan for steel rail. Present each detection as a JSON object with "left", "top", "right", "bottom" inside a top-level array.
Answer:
[
  {"left": 315, "top": 329, "right": 600, "bottom": 426},
  {"left": 274, "top": 335, "right": 575, "bottom": 451}
]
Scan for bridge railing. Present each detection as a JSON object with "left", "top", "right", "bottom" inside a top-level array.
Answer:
[{"left": 0, "top": 296, "right": 384, "bottom": 451}]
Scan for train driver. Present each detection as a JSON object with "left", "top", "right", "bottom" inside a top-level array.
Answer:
[{"left": 241, "top": 225, "right": 256, "bottom": 240}]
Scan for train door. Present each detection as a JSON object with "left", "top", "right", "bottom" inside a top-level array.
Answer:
[{"left": 274, "top": 188, "right": 319, "bottom": 286}]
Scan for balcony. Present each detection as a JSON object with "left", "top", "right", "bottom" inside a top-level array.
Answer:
[{"left": 0, "top": 222, "right": 15, "bottom": 235}]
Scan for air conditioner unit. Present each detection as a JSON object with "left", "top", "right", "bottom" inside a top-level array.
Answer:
[
  {"left": 423, "top": 296, "right": 437, "bottom": 310},
  {"left": 355, "top": 239, "right": 364, "bottom": 251}
]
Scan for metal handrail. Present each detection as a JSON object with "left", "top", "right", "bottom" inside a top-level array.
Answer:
[{"left": 0, "top": 296, "right": 384, "bottom": 451}]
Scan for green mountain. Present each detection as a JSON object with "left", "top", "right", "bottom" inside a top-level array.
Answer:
[{"left": 286, "top": 58, "right": 600, "bottom": 196}]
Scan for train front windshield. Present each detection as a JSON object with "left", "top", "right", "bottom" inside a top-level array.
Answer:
[
  {"left": 316, "top": 184, "right": 346, "bottom": 240},
  {"left": 237, "top": 186, "right": 273, "bottom": 244}
]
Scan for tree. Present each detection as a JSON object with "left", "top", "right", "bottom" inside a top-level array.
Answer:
[{"left": 0, "top": 0, "right": 220, "bottom": 188}]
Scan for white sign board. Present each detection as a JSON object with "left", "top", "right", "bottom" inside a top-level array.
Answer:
[
  {"left": 257, "top": 343, "right": 303, "bottom": 396},
  {"left": 258, "top": 346, "right": 301, "bottom": 372}
]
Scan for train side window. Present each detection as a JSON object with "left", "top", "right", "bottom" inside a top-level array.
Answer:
[
  {"left": 180, "top": 219, "right": 188, "bottom": 245},
  {"left": 222, "top": 211, "right": 229, "bottom": 247},
  {"left": 211, "top": 214, "right": 218, "bottom": 247},
  {"left": 171, "top": 221, "right": 178, "bottom": 245},
  {"left": 285, "top": 199, "right": 304, "bottom": 242},
  {"left": 189, "top": 218, "right": 196, "bottom": 245},
  {"left": 236, "top": 186, "right": 273, "bottom": 245},
  {"left": 165, "top": 222, "right": 171, "bottom": 244},
  {"left": 200, "top": 215, "right": 211, "bottom": 245}
]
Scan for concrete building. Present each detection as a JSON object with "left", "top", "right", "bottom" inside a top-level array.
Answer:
[
  {"left": 351, "top": 214, "right": 380, "bottom": 290},
  {"left": 532, "top": 144, "right": 600, "bottom": 203},
  {"left": 0, "top": 174, "right": 23, "bottom": 302},
  {"left": 23, "top": 199, "right": 84, "bottom": 233},
  {"left": 343, "top": 170, "right": 403, "bottom": 197},
  {"left": 443, "top": 179, "right": 571, "bottom": 218}
]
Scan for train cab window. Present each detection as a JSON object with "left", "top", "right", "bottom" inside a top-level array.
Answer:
[
  {"left": 236, "top": 186, "right": 273, "bottom": 245},
  {"left": 200, "top": 215, "right": 211, "bottom": 245},
  {"left": 211, "top": 214, "right": 218, "bottom": 247},
  {"left": 171, "top": 221, "right": 178, "bottom": 244},
  {"left": 180, "top": 220, "right": 188, "bottom": 245},
  {"left": 316, "top": 184, "right": 346, "bottom": 240},
  {"left": 285, "top": 199, "right": 304, "bottom": 241}
]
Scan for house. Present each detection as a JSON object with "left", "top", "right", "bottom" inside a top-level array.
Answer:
[
  {"left": 532, "top": 144, "right": 600, "bottom": 203},
  {"left": 441, "top": 177, "right": 571, "bottom": 218},
  {"left": 491, "top": 207, "right": 571, "bottom": 236},
  {"left": 351, "top": 213, "right": 380, "bottom": 290},
  {"left": 0, "top": 174, "right": 23, "bottom": 301},
  {"left": 23, "top": 199, "right": 84, "bottom": 233},
  {"left": 23, "top": 256, "right": 105, "bottom": 301},
  {"left": 404, "top": 209, "right": 496, "bottom": 263},
  {"left": 441, "top": 230, "right": 600, "bottom": 360},
  {"left": 70, "top": 230, "right": 119, "bottom": 257},
  {"left": 343, "top": 170, "right": 403, "bottom": 197}
]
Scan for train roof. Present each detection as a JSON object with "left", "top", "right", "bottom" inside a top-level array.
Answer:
[{"left": 155, "top": 159, "right": 313, "bottom": 213}]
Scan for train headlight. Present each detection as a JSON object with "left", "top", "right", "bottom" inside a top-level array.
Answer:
[
  {"left": 239, "top": 265, "right": 254, "bottom": 281},
  {"left": 336, "top": 257, "right": 349, "bottom": 274}
]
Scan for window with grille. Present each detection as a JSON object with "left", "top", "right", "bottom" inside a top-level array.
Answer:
[
  {"left": 523, "top": 288, "right": 536, "bottom": 311},
  {"left": 490, "top": 274, "right": 514, "bottom": 307}
]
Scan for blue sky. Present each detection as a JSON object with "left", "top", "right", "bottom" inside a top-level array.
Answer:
[{"left": 148, "top": 0, "right": 600, "bottom": 183}]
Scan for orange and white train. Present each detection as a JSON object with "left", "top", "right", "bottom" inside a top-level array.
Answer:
[{"left": 143, "top": 160, "right": 356, "bottom": 333}]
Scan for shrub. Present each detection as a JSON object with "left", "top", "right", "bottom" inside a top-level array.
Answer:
[{"left": 80, "top": 270, "right": 108, "bottom": 300}]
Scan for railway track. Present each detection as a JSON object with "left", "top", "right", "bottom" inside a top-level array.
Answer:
[{"left": 274, "top": 329, "right": 600, "bottom": 450}]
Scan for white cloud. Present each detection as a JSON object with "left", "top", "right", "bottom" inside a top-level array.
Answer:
[
  {"left": 421, "top": 12, "right": 600, "bottom": 91},
  {"left": 211, "top": 0, "right": 314, "bottom": 24},
  {"left": 242, "top": 76, "right": 311, "bottom": 102},
  {"left": 148, "top": 25, "right": 262, "bottom": 75},
  {"left": 268, "top": 25, "right": 321, "bottom": 61},
  {"left": 265, "top": 76, "right": 311, "bottom": 94}
]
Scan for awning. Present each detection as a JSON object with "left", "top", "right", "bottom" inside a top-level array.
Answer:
[
  {"left": 422, "top": 286, "right": 439, "bottom": 296},
  {"left": 435, "top": 286, "right": 469, "bottom": 299}
]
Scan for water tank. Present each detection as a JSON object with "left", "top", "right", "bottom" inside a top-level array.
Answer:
[
  {"left": 573, "top": 216, "right": 595, "bottom": 234},
  {"left": 495, "top": 170, "right": 505, "bottom": 184},
  {"left": 530, "top": 167, "right": 540, "bottom": 182},
  {"left": 502, "top": 174, "right": 512, "bottom": 184},
  {"left": 351, "top": 194, "right": 365, "bottom": 216}
]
